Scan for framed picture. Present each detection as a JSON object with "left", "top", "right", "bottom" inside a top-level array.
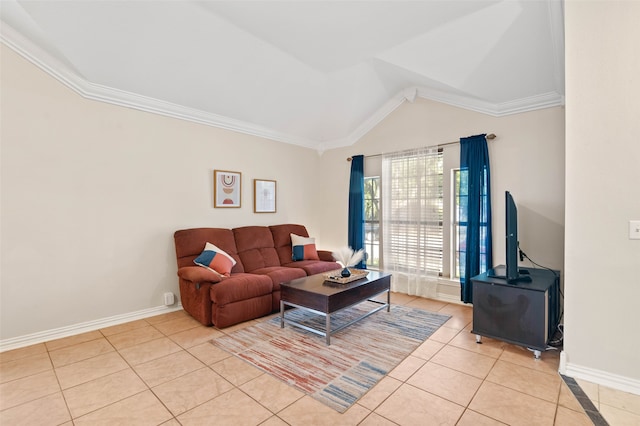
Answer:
[
  {"left": 214, "top": 170, "right": 241, "bottom": 208},
  {"left": 254, "top": 179, "right": 276, "bottom": 213}
]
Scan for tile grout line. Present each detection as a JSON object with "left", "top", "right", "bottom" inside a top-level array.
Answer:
[
  {"left": 49, "top": 316, "right": 177, "bottom": 422},
  {"left": 47, "top": 339, "right": 75, "bottom": 423},
  {"left": 561, "top": 374, "right": 610, "bottom": 426},
  {"left": 4, "top": 301, "right": 618, "bottom": 425},
  {"left": 111, "top": 325, "right": 176, "bottom": 424},
  {"left": 426, "top": 329, "right": 577, "bottom": 425},
  {"left": 126, "top": 317, "right": 224, "bottom": 424}
]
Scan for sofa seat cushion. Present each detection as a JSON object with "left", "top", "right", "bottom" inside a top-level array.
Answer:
[
  {"left": 250, "top": 266, "right": 306, "bottom": 289},
  {"left": 282, "top": 260, "right": 341, "bottom": 276},
  {"left": 209, "top": 273, "right": 273, "bottom": 306},
  {"left": 177, "top": 266, "right": 223, "bottom": 284}
]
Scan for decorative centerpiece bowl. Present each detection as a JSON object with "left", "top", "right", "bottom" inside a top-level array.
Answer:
[
  {"left": 332, "top": 246, "right": 365, "bottom": 278},
  {"left": 324, "top": 268, "right": 369, "bottom": 285}
]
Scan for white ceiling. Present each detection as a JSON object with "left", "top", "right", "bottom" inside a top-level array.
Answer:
[{"left": 0, "top": 0, "right": 564, "bottom": 152}]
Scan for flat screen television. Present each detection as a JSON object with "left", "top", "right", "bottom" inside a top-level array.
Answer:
[
  {"left": 505, "top": 191, "right": 531, "bottom": 283},
  {"left": 489, "top": 191, "right": 532, "bottom": 283}
]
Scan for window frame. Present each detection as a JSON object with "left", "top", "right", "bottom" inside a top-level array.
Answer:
[
  {"left": 452, "top": 168, "right": 463, "bottom": 279},
  {"left": 381, "top": 148, "right": 444, "bottom": 276},
  {"left": 364, "top": 176, "right": 381, "bottom": 269},
  {"left": 451, "top": 167, "right": 490, "bottom": 281}
]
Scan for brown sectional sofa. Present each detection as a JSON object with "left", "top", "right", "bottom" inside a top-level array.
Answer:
[{"left": 174, "top": 224, "right": 339, "bottom": 328}]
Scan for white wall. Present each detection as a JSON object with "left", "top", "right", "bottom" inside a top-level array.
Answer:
[
  {"left": 0, "top": 45, "right": 324, "bottom": 343},
  {"left": 316, "top": 99, "right": 566, "bottom": 279},
  {"left": 564, "top": 1, "right": 640, "bottom": 391}
]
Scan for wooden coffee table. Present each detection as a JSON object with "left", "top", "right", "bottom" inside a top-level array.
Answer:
[{"left": 279, "top": 270, "right": 391, "bottom": 345}]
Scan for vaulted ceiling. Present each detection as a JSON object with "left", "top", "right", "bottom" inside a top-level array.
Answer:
[{"left": 1, "top": 0, "right": 564, "bottom": 152}]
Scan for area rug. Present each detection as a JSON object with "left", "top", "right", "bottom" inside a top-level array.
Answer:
[{"left": 210, "top": 301, "right": 451, "bottom": 412}]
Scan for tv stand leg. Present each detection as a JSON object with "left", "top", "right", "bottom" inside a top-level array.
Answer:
[
  {"left": 475, "top": 334, "right": 482, "bottom": 344},
  {"left": 533, "top": 350, "right": 541, "bottom": 359}
]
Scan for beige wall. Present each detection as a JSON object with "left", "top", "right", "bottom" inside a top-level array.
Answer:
[
  {"left": 564, "top": 1, "right": 640, "bottom": 388},
  {"left": 0, "top": 46, "right": 324, "bottom": 341}
]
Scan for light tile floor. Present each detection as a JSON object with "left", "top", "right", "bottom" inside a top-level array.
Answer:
[
  {"left": 575, "top": 377, "right": 640, "bottom": 426},
  {"left": 1, "top": 293, "right": 638, "bottom": 425}
]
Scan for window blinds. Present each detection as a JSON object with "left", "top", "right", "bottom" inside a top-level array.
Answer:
[{"left": 382, "top": 147, "right": 443, "bottom": 286}]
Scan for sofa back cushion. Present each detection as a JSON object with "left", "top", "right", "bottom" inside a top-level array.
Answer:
[
  {"left": 174, "top": 228, "right": 244, "bottom": 273},
  {"left": 270, "top": 224, "right": 310, "bottom": 265},
  {"left": 233, "top": 226, "right": 281, "bottom": 272}
]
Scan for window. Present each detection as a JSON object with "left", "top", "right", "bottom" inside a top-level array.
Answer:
[
  {"left": 364, "top": 177, "right": 381, "bottom": 268},
  {"left": 453, "top": 168, "right": 490, "bottom": 280},
  {"left": 382, "top": 148, "right": 443, "bottom": 276},
  {"left": 452, "top": 169, "right": 464, "bottom": 279}
]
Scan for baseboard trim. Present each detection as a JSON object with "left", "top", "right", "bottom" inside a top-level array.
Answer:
[
  {"left": 433, "top": 291, "right": 467, "bottom": 306},
  {"left": 563, "top": 359, "right": 640, "bottom": 397},
  {"left": 435, "top": 279, "right": 467, "bottom": 306},
  {"left": 389, "top": 281, "right": 466, "bottom": 306},
  {"left": 0, "top": 304, "right": 183, "bottom": 352}
]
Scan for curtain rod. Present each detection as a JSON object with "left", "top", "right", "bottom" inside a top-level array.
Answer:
[{"left": 347, "top": 133, "right": 496, "bottom": 161}]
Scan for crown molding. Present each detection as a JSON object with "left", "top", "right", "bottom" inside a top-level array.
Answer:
[
  {"left": 316, "top": 92, "right": 407, "bottom": 153},
  {"left": 2, "top": 21, "right": 564, "bottom": 155},
  {"left": 319, "top": 86, "right": 564, "bottom": 153},
  {"left": 0, "top": 23, "right": 318, "bottom": 150},
  {"left": 416, "top": 86, "right": 564, "bottom": 117}
]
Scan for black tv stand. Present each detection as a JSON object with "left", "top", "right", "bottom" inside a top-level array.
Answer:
[
  {"left": 471, "top": 265, "right": 560, "bottom": 359},
  {"left": 487, "top": 266, "right": 532, "bottom": 283},
  {"left": 509, "top": 274, "right": 532, "bottom": 284}
]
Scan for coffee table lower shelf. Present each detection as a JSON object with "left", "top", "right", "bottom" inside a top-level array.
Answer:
[
  {"left": 279, "top": 270, "right": 392, "bottom": 345},
  {"left": 280, "top": 290, "right": 390, "bottom": 345}
]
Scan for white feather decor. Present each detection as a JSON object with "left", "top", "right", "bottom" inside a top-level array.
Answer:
[{"left": 332, "top": 247, "right": 364, "bottom": 268}]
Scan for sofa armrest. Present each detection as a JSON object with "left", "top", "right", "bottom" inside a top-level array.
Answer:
[
  {"left": 177, "top": 266, "right": 223, "bottom": 284},
  {"left": 317, "top": 250, "right": 335, "bottom": 262}
]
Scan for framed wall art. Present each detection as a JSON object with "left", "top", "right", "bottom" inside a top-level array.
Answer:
[
  {"left": 254, "top": 179, "right": 276, "bottom": 213},
  {"left": 214, "top": 170, "right": 241, "bottom": 208}
]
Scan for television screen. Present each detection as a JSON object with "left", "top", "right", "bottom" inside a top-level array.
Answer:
[
  {"left": 505, "top": 191, "right": 519, "bottom": 281},
  {"left": 505, "top": 191, "right": 531, "bottom": 283},
  {"left": 488, "top": 191, "right": 531, "bottom": 283}
]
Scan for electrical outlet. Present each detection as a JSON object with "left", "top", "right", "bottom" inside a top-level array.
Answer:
[
  {"left": 630, "top": 220, "right": 640, "bottom": 240},
  {"left": 164, "top": 292, "right": 175, "bottom": 306}
]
